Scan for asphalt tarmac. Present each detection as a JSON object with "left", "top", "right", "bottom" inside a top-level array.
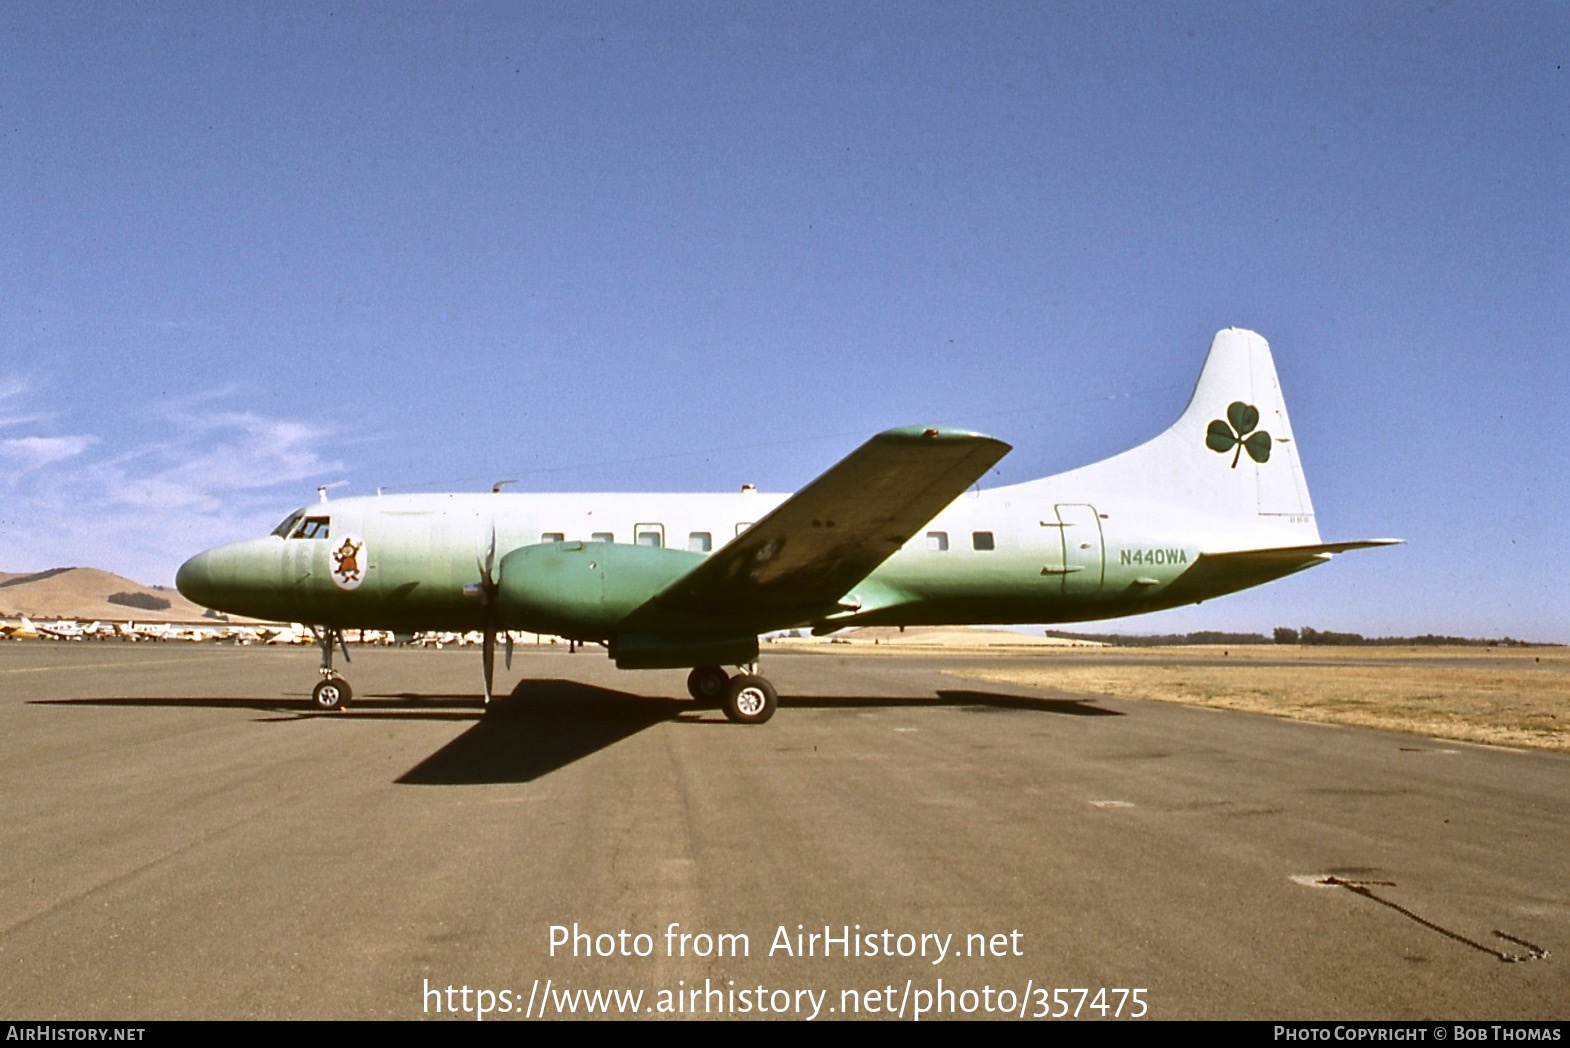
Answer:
[{"left": 1, "top": 643, "right": 1565, "bottom": 1020}]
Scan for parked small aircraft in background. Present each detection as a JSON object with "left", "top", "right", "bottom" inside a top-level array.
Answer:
[
  {"left": 26, "top": 617, "right": 98, "bottom": 641},
  {"left": 177, "top": 329, "right": 1397, "bottom": 723},
  {"left": 0, "top": 619, "right": 41, "bottom": 640}
]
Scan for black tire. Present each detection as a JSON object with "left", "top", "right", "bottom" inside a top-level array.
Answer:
[
  {"left": 723, "top": 675, "right": 777, "bottom": 725},
  {"left": 312, "top": 677, "right": 351, "bottom": 711},
  {"left": 686, "top": 666, "right": 730, "bottom": 705}
]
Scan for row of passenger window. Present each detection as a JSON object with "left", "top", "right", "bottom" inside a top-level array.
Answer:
[
  {"left": 928, "top": 531, "right": 995, "bottom": 551},
  {"left": 538, "top": 530, "right": 723, "bottom": 552},
  {"left": 532, "top": 528, "right": 997, "bottom": 553}
]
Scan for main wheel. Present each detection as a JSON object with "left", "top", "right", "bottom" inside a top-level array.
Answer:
[
  {"left": 723, "top": 675, "right": 777, "bottom": 725},
  {"left": 311, "top": 677, "right": 352, "bottom": 711},
  {"left": 686, "top": 666, "right": 730, "bottom": 706}
]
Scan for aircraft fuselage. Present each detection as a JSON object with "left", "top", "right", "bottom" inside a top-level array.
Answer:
[{"left": 175, "top": 482, "right": 1313, "bottom": 639}]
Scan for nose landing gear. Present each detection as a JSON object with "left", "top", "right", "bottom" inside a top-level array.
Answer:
[{"left": 310, "top": 627, "right": 352, "bottom": 711}]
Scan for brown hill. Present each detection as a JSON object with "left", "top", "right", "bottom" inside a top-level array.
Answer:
[{"left": 0, "top": 567, "right": 216, "bottom": 623}]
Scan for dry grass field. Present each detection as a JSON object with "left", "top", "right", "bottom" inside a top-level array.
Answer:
[{"left": 944, "top": 645, "right": 1569, "bottom": 753}]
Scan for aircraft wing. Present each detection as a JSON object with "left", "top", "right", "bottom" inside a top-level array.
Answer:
[{"left": 620, "top": 426, "right": 1011, "bottom": 634}]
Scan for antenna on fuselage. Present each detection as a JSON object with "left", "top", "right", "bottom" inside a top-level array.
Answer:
[
  {"left": 492, "top": 480, "right": 517, "bottom": 493},
  {"left": 317, "top": 486, "right": 329, "bottom": 503}
]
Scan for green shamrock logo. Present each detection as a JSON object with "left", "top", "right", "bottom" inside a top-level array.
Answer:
[{"left": 1206, "top": 401, "right": 1272, "bottom": 468}]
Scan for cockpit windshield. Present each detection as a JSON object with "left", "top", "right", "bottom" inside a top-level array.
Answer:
[
  {"left": 271, "top": 511, "right": 305, "bottom": 538},
  {"left": 270, "top": 511, "right": 330, "bottom": 539}
]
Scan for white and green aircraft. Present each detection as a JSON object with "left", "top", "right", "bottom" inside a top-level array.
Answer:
[{"left": 176, "top": 328, "right": 1397, "bottom": 723}]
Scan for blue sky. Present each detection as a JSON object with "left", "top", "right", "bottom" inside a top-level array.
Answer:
[{"left": 3, "top": 2, "right": 1565, "bottom": 641}]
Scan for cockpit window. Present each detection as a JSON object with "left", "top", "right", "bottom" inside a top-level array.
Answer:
[
  {"left": 293, "top": 516, "right": 331, "bottom": 540},
  {"left": 271, "top": 512, "right": 305, "bottom": 538},
  {"left": 269, "top": 510, "right": 331, "bottom": 539}
]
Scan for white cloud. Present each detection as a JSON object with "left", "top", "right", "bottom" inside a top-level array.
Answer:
[
  {"left": 0, "top": 376, "right": 51, "bottom": 429},
  {"left": 0, "top": 434, "right": 97, "bottom": 471},
  {"left": 0, "top": 389, "right": 345, "bottom": 585}
]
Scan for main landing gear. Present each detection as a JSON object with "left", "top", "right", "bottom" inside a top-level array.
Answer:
[
  {"left": 310, "top": 627, "right": 352, "bottom": 711},
  {"left": 686, "top": 665, "right": 778, "bottom": 725}
]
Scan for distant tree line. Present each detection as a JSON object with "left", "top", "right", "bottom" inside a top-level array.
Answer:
[
  {"left": 1044, "top": 629, "right": 1272, "bottom": 647},
  {"left": 107, "top": 592, "right": 171, "bottom": 611},
  {"left": 0, "top": 568, "right": 72, "bottom": 590},
  {"left": 1271, "top": 627, "right": 1540, "bottom": 647}
]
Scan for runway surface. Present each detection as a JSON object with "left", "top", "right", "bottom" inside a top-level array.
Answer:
[{"left": 2, "top": 643, "right": 1565, "bottom": 1019}]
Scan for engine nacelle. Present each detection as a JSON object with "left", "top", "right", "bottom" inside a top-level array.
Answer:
[{"left": 498, "top": 541, "right": 704, "bottom": 637}]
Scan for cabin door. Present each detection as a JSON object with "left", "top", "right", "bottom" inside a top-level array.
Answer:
[{"left": 1044, "top": 503, "right": 1105, "bottom": 595}]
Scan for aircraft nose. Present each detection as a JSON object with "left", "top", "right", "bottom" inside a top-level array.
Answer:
[
  {"left": 175, "top": 538, "right": 286, "bottom": 620},
  {"left": 175, "top": 550, "right": 215, "bottom": 607}
]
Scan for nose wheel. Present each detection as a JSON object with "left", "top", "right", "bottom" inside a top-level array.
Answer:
[{"left": 312, "top": 676, "right": 352, "bottom": 711}]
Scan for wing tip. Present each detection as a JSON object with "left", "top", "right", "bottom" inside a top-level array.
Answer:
[{"left": 874, "top": 424, "right": 1010, "bottom": 451}]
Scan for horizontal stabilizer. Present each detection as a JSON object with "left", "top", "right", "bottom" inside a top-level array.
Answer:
[
  {"left": 1211, "top": 538, "right": 1403, "bottom": 566},
  {"left": 1160, "top": 538, "right": 1402, "bottom": 605}
]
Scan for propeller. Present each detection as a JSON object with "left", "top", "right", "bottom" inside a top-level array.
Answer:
[{"left": 477, "top": 524, "right": 500, "bottom": 703}]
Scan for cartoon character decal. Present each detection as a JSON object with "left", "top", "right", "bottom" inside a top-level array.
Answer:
[
  {"left": 1206, "top": 401, "right": 1271, "bottom": 469},
  {"left": 330, "top": 535, "right": 366, "bottom": 591}
]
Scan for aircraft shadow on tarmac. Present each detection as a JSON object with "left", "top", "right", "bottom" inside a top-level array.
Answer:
[
  {"left": 796, "top": 691, "right": 1120, "bottom": 717},
  {"left": 36, "top": 684, "right": 1119, "bottom": 785},
  {"left": 30, "top": 694, "right": 483, "bottom": 720},
  {"left": 398, "top": 684, "right": 1121, "bottom": 785},
  {"left": 397, "top": 680, "right": 683, "bottom": 784}
]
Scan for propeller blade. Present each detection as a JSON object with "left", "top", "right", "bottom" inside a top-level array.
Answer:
[
  {"left": 504, "top": 631, "right": 513, "bottom": 671},
  {"left": 483, "top": 524, "right": 497, "bottom": 584},
  {"left": 478, "top": 521, "right": 501, "bottom": 703},
  {"left": 482, "top": 626, "right": 495, "bottom": 704}
]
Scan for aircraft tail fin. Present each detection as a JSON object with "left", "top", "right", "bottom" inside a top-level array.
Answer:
[{"left": 1057, "top": 328, "right": 1321, "bottom": 542}]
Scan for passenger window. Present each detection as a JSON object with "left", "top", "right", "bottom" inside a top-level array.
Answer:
[
  {"left": 541, "top": 532, "right": 565, "bottom": 543},
  {"left": 636, "top": 529, "right": 663, "bottom": 548},
  {"left": 972, "top": 531, "right": 995, "bottom": 551},
  {"left": 735, "top": 522, "right": 753, "bottom": 536},
  {"left": 688, "top": 532, "right": 712, "bottom": 553},
  {"left": 590, "top": 532, "right": 614, "bottom": 543},
  {"left": 927, "top": 531, "right": 949, "bottom": 552}
]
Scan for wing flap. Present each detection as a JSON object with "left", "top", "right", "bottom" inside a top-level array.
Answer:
[{"left": 620, "top": 426, "right": 1010, "bottom": 634}]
